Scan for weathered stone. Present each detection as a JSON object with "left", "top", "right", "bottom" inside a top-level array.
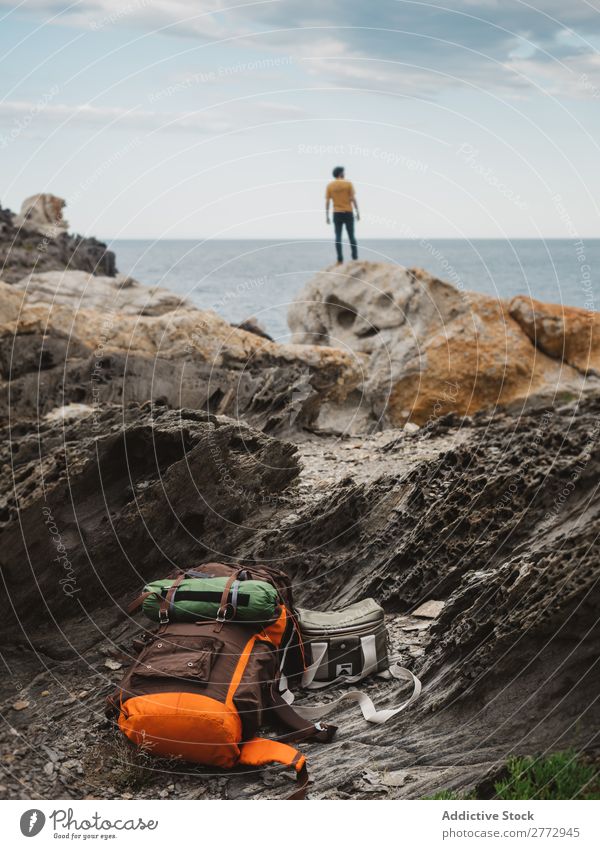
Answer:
[
  {"left": 0, "top": 405, "right": 302, "bottom": 637},
  {"left": 14, "top": 194, "right": 69, "bottom": 237},
  {"left": 1, "top": 398, "right": 598, "bottom": 800},
  {"left": 288, "top": 261, "right": 598, "bottom": 426},
  {"left": 509, "top": 294, "right": 600, "bottom": 376},
  {"left": 412, "top": 600, "right": 445, "bottom": 619},
  {"left": 13, "top": 271, "right": 185, "bottom": 317}
]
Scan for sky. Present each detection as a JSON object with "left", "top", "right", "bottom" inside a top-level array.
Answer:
[{"left": 1, "top": 0, "right": 600, "bottom": 239}]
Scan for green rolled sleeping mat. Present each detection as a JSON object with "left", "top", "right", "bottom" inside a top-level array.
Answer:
[{"left": 142, "top": 576, "right": 279, "bottom": 624}]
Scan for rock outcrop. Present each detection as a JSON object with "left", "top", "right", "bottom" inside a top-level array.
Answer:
[
  {"left": 0, "top": 273, "right": 363, "bottom": 431},
  {"left": 0, "top": 196, "right": 116, "bottom": 283},
  {"left": 288, "top": 261, "right": 599, "bottom": 427}
]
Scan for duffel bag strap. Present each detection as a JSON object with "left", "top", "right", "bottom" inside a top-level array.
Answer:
[
  {"left": 282, "top": 661, "right": 421, "bottom": 725},
  {"left": 239, "top": 739, "right": 309, "bottom": 800}
]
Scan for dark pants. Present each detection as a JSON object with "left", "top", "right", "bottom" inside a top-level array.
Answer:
[{"left": 333, "top": 211, "right": 358, "bottom": 262}]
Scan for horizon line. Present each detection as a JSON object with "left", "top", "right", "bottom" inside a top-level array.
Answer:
[{"left": 103, "top": 235, "right": 600, "bottom": 242}]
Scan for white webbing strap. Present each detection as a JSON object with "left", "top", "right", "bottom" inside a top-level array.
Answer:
[
  {"left": 282, "top": 633, "right": 422, "bottom": 725},
  {"left": 302, "top": 635, "right": 391, "bottom": 689},
  {"left": 292, "top": 662, "right": 421, "bottom": 725},
  {"left": 301, "top": 641, "right": 329, "bottom": 688}
]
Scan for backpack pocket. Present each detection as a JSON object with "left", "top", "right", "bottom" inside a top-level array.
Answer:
[{"left": 133, "top": 636, "right": 224, "bottom": 684}]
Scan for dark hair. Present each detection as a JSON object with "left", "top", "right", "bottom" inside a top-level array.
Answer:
[{"left": 332, "top": 166, "right": 345, "bottom": 178}]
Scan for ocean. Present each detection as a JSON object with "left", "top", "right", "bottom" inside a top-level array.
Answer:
[{"left": 109, "top": 238, "right": 599, "bottom": 341}]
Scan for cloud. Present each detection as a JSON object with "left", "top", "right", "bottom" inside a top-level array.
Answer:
[
  {"left": 0, "top": 97, "right": 305, "bottom": 140},
  {"left": 0, "top": 98, "right": 232, "bottom": 133},
  {"left": 3, "top": 0, "right": 600, "bottom": 99}
]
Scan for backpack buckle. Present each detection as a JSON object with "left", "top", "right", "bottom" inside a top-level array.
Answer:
[
  {"left": 216, "top": 603, "right": 233, "bottom": 622},
  {"left": 159, "top": 609, "right": 169, "bottom": 624}
]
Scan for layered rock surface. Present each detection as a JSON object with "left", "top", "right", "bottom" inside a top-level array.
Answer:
[
  {"left": 288, "top": 262, "right": 599, "bottom": 426},
  {"left": 13, "top": 270, "right": 185, "bottom": 316},
  {"left": 0, "top": 273, "right": 362, "bottom": 431},
  {"left": 0, "top": 398, "right": 598, "bottom": 799}
]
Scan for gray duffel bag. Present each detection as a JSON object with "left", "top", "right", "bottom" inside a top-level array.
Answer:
[
  {"left": 296, "top": 598, "right": 388, "bottom": 685},
  {"left": 283, "top": 597, "right": 422, "bottom": 725}
]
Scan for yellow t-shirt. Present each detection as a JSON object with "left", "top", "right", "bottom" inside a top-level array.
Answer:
[{"left": 326, "top": 179, "right": 355, "bottom": 212}]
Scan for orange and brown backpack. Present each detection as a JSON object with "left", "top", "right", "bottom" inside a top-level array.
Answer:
[
  {"left": 107, "top": 562, "right": 334, "bottom": 799},
  {"left": 107, "top": 561, "right": 421, "bottom": 798}
]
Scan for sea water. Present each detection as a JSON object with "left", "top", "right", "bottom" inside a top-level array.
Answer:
[{"left": 110, "top": 238, "right": 599, "bottom": 341}]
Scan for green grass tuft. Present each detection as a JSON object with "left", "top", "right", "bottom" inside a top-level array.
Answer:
[
  {"left": 494, "top": 750, "right": 600, "bottom": 800},
  {"left": 426, "top": 750, "right": 599, "bottom": 801}
]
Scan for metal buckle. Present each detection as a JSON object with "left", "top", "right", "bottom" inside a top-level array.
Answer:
[
  {"left": 216, "top": 603, "right": 234, "bottom": 623},
  {"left": 158, "top": 610, "right": 169, "bottom": 624}
]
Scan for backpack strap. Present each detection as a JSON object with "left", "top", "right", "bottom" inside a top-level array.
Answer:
[
  {"left": 158, "top": 572, "right": 187, "bottom": 624},
  {"left": 126, "top": 590, "right": 154, "bottom": 615},
  {"left": 267, "top": 690, "right": 337, "bottom": 743},
  {"left": 214, "top": 570, "right": 242, "bottom": 632},
  {"left": 239, "top": 738, "right": 308, "bottom": 800}
]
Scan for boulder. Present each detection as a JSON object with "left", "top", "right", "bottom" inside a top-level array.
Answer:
[
  {"left": 288, "top": 261, "right": 598, "bottom": 426},
  {"left": 509, "top": 295, "right": 600, "bottom": 376},
  {"left": 13, "top": 193, "right": 69, "bottom": 237}
]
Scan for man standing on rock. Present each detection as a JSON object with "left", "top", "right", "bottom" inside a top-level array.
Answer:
[{"left": 326, "top": 166, "right": 359, "bottom": 264}]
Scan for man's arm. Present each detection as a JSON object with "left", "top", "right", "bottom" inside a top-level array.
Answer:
[
  {"left": 325, "top": 189, "right": 331, "bottom": 224},
  {"left": 351, "top": 185, "right": 360, "bottom": 220}
]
